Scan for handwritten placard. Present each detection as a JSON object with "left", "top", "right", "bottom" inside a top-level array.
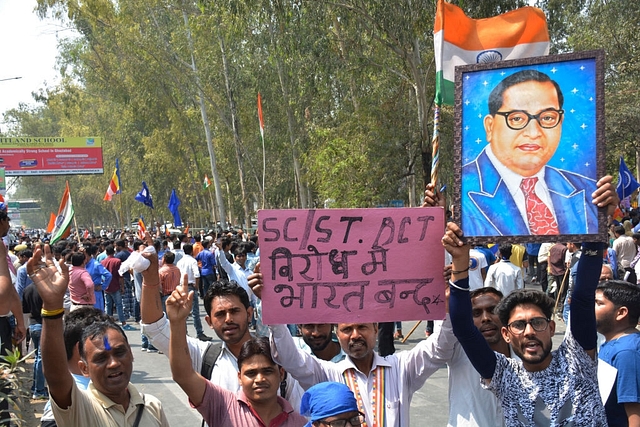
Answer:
[{"left": 259, "top": 207, "right": 445, "bottom": 324}]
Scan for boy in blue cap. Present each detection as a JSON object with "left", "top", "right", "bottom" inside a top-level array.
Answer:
[{"left": 300, "top": 382, "right": 365, "bottom": 427}]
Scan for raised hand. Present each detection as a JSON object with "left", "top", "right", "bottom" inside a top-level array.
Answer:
[
  {"left": 592, "top": 175, "right": 618, "bottom": 217},
  {"left": 441, "top": 222, "right": 470, "bottom": 277},
  {"left": 26, "top": 244, "right": 69, "bottom": 309},
  {"left": 166, "top": 274, "right": 193, "bottom": 323},
  {"left": 247, "top": 262, "right": 263, "bottom": 300},
  {"left": 140, "top": 231, "right": 159, "bottom": 285},
  {"left": 422, "top": 183, "right": 446, "bottom": 208}
]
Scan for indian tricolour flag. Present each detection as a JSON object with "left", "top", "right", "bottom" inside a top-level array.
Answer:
[
  {"left": 434, "top": 0, "right": 550, "bottom": 105},
  {"left": 50, "top": 182, "right": 75, "bottom": 244}
]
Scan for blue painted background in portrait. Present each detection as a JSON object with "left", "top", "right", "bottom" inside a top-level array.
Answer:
[{"left": 460, "top": 58, "right": 597, "bottom": 179}]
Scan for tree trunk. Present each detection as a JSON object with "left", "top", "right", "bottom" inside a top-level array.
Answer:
[
  {"left": 182, "top": 8, "right": 229, "bottom": 230},
  {"left": 218, "top": 32, "right": 251, "bottom": 231}
]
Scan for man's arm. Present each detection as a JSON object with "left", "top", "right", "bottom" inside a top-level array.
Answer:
[
  {"left": 443, "top": 223, "right": 497, "bottom": 383},
  {"left": 97, "top": 263, "right": 112, "bottom": 288},
  {"left": 398, "top": 313, "right": 457, "bottom": 393},
  {"left": 214, "top": 247, "right": 233, "bottom": 277},
  {"left": 625, "top": 403, "right": 640, "bottom": 427},
  {"left": 269, "top": 323, "right": 331, "bottom": 390},
  {"left": 516, "top": 268, "right": 524, "bottom": 290},
  {"left": 140, "top": 233, "right": 209, "bottom": 367},
  {"left": 0, "top": 246, "right": 24, "bottom": 343},
  {"left": 27, "top": 245, "right": 73, "bottom": 408},
  {"left": 167, "top": 277, "right": 207, "bottom": 406},
  {"left": 571, "top": 175, "right": 618, "bottom": 358}
]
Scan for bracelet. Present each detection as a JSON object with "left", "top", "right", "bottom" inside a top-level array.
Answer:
[
  {"left": 448, "top": 280, "right": 470, "bottom": 292},
  {"left": 451, "top": 266, "right": 470, "bottom": 274},
  {"left": 41, "top": 308, "right": 65, "bottom": 319},
  {"left": 143, "top": 283, "right": 160, "bottom": 287}
]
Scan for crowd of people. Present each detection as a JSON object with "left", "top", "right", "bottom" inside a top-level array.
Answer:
[{"left": 0, "top": 175, "right": 635, "bottom": 427}]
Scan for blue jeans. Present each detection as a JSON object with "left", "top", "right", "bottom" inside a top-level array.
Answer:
[
  {"left": 105, "top": 291, "right": 126, "bottom": 323},
  {"left": 94, "top": 291, "right": 105, "bottom": 312},
  {"left": 141, "top": 333, "right": 157, "bottom": 351},
  {"left": 200, "top": 274, "right": 216, "bottom": 297},
  {"left": 188, "top": 284, "right": 204, "bottom": 336},
  {"left": 29, "top": 324, "right": 46, "bottom": 396}
]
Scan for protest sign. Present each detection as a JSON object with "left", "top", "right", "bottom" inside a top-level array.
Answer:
[{"left": 259, "top": 207, "right": 445, "bottom": 324}]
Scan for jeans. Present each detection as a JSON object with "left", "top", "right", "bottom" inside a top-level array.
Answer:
[
  {"left": 105, "top": 291, "right": 126, "bottom": 323},
  {"left": 29, "top": 324, "right": 46, "bottom": 396},
  {"left": 200, "top": 274, "right": 216, "bottom": 297},
  {"left": 189, "top": 284, "right": 204, "bottom": 336},
  {"left": 93, "top": 290, "right": 105, "bottom": 312},
  {"left": 141, "top": 333, "right": 157, "bottom": 351}
]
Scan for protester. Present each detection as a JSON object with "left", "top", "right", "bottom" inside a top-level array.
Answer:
[
  {"left": 166, "top": 279, "right": 307, "bottom": 426},
  {"left": 27, "top": 244, "right": 169, "bottom": 426},
  {"left": 299, "top": 382, "right": 364, "bottom": 427}
]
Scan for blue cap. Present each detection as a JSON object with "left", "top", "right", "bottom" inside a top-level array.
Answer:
[{"left": 300, "top": 382, "right": 359, "bottom": 425}]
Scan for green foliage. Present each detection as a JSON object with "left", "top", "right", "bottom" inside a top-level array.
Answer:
[
  {"left": 0, "top": 348, "right": 35, "bottom": 426},
  {"left": 9, "top": 0, "right": 631, "bottom": 226}
]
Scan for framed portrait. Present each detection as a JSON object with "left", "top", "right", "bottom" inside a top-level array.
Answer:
[{"left": 453, "top": 50, "right": 606, "bottom": 244}]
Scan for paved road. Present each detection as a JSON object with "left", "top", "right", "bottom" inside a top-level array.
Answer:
[{"left": 126, "top": 281, "right": 567, "bottom": 426}]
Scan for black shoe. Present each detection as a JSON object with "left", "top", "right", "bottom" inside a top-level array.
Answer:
[{"left": 197, "top": 333, "right": 212, "bottom": 341}]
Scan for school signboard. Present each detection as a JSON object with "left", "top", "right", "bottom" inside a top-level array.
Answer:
[{"left": 0, "top": 137, "right": 103, "bottom": 176}]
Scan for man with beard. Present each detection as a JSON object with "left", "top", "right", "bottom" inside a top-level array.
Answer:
[
  {"left": 595, "top": 280, "right": 640, "bottom": 426},
  {"left": 444, "top": 221, "right": 609, "bottom": 426},
  {"left": 138, "top": 233, "right": 303, "bottom": 413},
  {"left": 253, "top": 267, "right": 455, "bottom": 427},
  {"left": 294, "top": 323, "right": 345, "bottom": 363}
]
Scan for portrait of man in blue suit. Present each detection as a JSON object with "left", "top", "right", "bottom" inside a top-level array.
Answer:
[{"left": 461, "top": 69, "right": 598, "bottom": 237}]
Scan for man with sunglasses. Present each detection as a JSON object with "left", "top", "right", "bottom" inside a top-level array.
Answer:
[
  {"left": 461, "top": 69, "right": 598, "bottom": 237},
  {"left": 443, "top": 209, "right": 615, "bottom": 425}
]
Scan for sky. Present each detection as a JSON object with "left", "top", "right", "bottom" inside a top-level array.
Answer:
[{"left": 0, "top": 0, "right": 67, "bottom": 123}]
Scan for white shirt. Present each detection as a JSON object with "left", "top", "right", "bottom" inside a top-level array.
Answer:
[
  {"left": 485, "top": 146, "right": 557, "bottom": 232},
  {"left": 538, "top": 242, "right": 553, "bottom": 264},
  {"left": 269, "top": 322, "right": 456, "bottom": 427},
  {"left": 468, "top": 249, "right": 488, "bottom": 291},
  {"left": 214, "top": 248, "right": 254, "bottom": 300},
  {"left": 141, "top": 314, "right": 303, "bottom": 410},
  {"left": 176, "top": 254, "right": 199, "bottom": 284},
  {"left": 484, "top": 260, "right": 523, "bottom": 296}
]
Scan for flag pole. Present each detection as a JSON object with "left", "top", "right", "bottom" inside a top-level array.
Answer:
[
  {"left": 430, "top": 105, "right": 441, "bottom": 187},
  {"left": 73, "top": 214, "right": 81, "bottom": 244}
]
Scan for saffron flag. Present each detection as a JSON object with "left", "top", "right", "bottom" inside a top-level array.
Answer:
[
  {"left": 184, "top": 224, "right": 190, "bottom": 235},
  {"left": 135, "top": 181, "right": 154, "bottom": 209},
  {"left": 46, "top": 212, "right": 56, "bottom": 233},
  {"left": 203, "top": 175, "right": 211, "bottom": 190},
  {"left": 616, "top": 157, "right": 640, "bottom": 201},
  {"left": 138, "top": 216, "right": 146, "bottom": 239},
  {"left": 168, "top": 189, "right": 182, "bottom": 227},
  {"left": 104, "top": 159, "right": 121, "bottom": 201},
  {"left": 434, "top": 0, "right": 550, "bottom": 105},
  {"left": 258, "top": 92, "right": 265, "bottom": 141},
  {"left": 50, "top": 182, "right": 75, "bottom": 244}
]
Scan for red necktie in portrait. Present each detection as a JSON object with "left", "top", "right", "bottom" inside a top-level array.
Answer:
[{"left": 520, "top": 177, "right": 559, "bottom": 235}]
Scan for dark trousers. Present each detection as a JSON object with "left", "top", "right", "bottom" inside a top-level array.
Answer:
[
  {"left": 538, "top": 261, "right": 549, "bottom": 293},
  {"left": 377, "top": 322, "right": 395, "bottom": 357}
]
